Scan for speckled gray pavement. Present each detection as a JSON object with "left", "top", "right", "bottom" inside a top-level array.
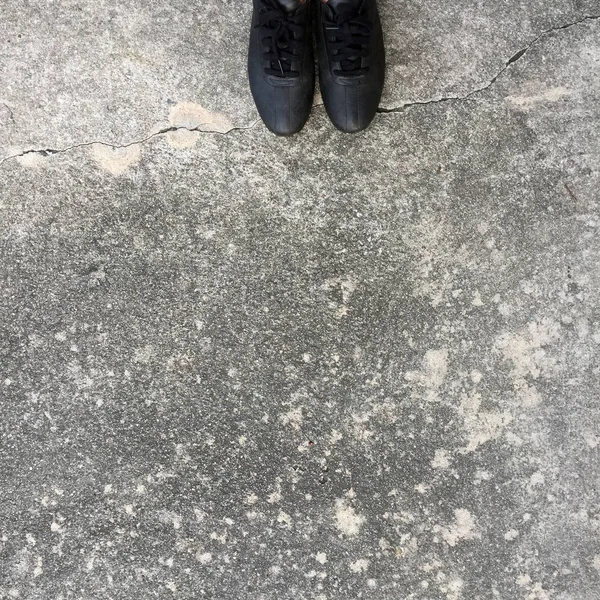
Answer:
[{"left": 1, "top": 1, "right": 600, "bottom": 599}]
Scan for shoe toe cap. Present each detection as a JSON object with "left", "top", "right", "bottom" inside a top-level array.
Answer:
[
  {"left": 251, "top": 79, "right": 313, "bottom": 136},
  {"left": 326, "top": 85, "right": 379, "bottom": 133}
]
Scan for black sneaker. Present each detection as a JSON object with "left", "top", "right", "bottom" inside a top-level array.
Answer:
[
  {"left": 316, "top": 0, "right": 385, "bottom": 133},
  {"left": 248, "top": 0, "right": 315, "bottom": 136}
]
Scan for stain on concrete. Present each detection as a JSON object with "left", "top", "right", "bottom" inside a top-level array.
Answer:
[
  {"left": 89, "top": 143, "right": 142, "bottom": 175},
  {"left": 166, "top": 102, "right": 232, "bottom": 148},
  {"left": 506, "top": 85, "right": 572, "bottom": 108}
]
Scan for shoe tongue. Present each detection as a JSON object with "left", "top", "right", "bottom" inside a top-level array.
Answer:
[
  {"left": 324, "top": 0, "right": 362, "bottom": 13},
  {"left": 277, "top": 0, "right": 302, "bottom": 12}
]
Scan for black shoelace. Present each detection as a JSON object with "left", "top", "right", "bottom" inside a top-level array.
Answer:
[
  {"left": 323, "top": 6, "right": 371, "bottom": 76},
  {"left": 257, "top": 0, "right": 304, "bottom": 78}
]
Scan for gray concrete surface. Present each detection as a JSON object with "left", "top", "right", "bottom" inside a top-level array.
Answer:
[{"left": 1, "top": 1, "right": 599, "bottom": 599}]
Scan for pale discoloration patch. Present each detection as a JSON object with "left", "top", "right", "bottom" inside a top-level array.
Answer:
[
  {"left": 158, "top": 510, "right": 182, "bottom": 530},
  {"left": 133, "top": 345, "right": 154, "bottom": 364},
  {"left": 506, "top": 86, "right": 572, "bottom": 108},
  {"left": 349, "top": 558, "right": 369, "bottom": 573},
  {"left": 514, "top": 378, "right": 542, "bottom": 408},
  {"left": 277, "top": 510, "right": 292, "bottom": 525},
  {"left": 496, "top": 318, "right": 561, "bottom": 378},
  {"left": 439, "top": 509, "right": 480, "bottom": 546},
  {"left": 495, "top": 318, "right": 561, "bottom": 407},
  {"left": 166, "top": 130, "right": 200, "bottom": 149},
  {"left": 470, "top": 370, "right": 483, "bottom": 384},
  {"left": 321, "top": 276, "right": 357, "bottom": 318},
  {"left": 195, "top": 551, "right": 212, "bottom": 564},
  {"left": 582, "top": 430, "right": 598, "bottom": 449},
  {"left": 403, "top": 214, "right": 472, "bottom": 306},
  {"left": 444, "top": 578, "right": 464, "bottom": 600},
  {"left": 458, "top": 390, "right": 513, "bottom": 453},
  {"left": 90, "top": 143, "right": 142, "bottom": 175},
  {"left": 340, "top": 278, "right": 356, "bottom": 304},
  {"left": 527, "top": 471, "right": 545, "bottom": 493},
  {"left": 330, "top": 429, "right": 343, "bottom": 444},
  {"left": 33, "top": 556, "right": 43, "bottom": 577},
  {"left": 431, "top": 448, "right": 452, "bottom": 469},
  {"left": 334, "top": 499, "right": 365, "bottom": 536},
  {"left": 351, "top": 412, "right": 374, "bottom": 441},
  {"left": 405, "top": 349, "right": 449, "bottom": 400},
  {"left": 166, "top": 102, "right": 232, "bottom": 148},
  {"left": 423, "top": 349, "right": 448, "bottom": 388},
  {"left": 525, "top": 582, "right": 551, "bottom": 599},
  {"left": 16, "top": 152, "right": 49, "bottom": 169},
  {"left": 280, "top": 407, "right": 303, "bottom": 430},
  {"left": 267, "top": 486, "right": 282, "bottom": 504}
]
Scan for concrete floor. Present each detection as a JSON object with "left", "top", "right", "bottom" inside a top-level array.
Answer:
[{"left": 1, "top": 1, "right": 599, "bottom": 598}]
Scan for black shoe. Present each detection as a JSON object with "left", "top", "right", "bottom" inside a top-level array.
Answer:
[
  {"left": 248, "top": 0, "right": 315, "bottom": 136},
  {"left": 316, "top": 0, "right": 385, "bottom": 133}
]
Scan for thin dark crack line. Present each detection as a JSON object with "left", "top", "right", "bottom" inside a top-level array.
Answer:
[
  {"left": 378, "top": 13, "right": 600, "bottom": 114},
  {"left": 1, "top": 102, "right": 16, "bottom": 125},
  {"left": 0, "top": 119, "right": 261, "bottom": 167}
]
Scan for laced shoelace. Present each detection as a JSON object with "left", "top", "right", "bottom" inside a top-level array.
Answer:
[
  {"left": 256, "top": 0, "right": 304, "bottom": 78},
  {"left": 323, "top": 6, "right": 371, "bottom": 76}
]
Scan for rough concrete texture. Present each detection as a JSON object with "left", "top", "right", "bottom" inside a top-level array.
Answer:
[{"left": 1, "top": 1, "right": 599, "bottom": 599}]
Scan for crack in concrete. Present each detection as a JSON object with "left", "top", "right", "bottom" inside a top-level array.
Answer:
[
  {"left": 378, "top": 13, "right": 600, "bottom": 114},
  {"left": 1, "top": 103, "right": 16, "bottom": 125},
  {"left": 0, "top": 120, "right": 261, "bottom": 168},
  {"left": 0, "top": 13, "right": 597, "bottom": 166}
]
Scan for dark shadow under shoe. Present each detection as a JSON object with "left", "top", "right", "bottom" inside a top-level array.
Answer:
[
  {"left": 316, "top": 0, "right": 385, "bottom": 133},
  {"left": 248, "top": 0, "right": 315, "bottom": 136}
]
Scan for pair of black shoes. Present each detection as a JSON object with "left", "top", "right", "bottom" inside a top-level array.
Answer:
[{"left": 248, "top": 0, "right": 385, "bottom": 135}]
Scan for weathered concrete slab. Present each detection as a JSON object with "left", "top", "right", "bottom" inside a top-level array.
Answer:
[{"left": 1, "top": 2, "right": 599, "bottom": 600}]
